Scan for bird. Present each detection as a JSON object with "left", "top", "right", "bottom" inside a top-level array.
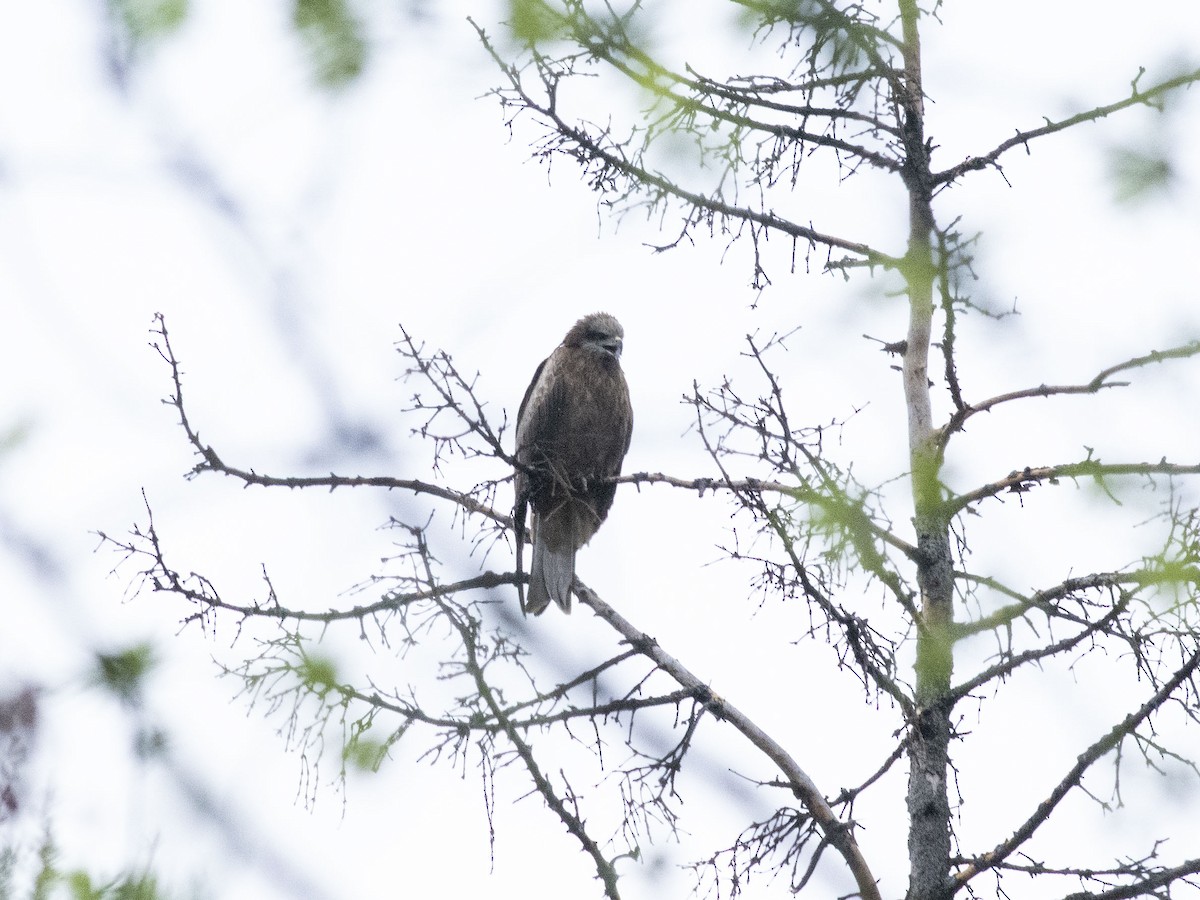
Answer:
[{"left": 514, "top": 312, "right": 633, "bottom": 615}]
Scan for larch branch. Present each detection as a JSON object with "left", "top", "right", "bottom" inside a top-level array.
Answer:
[
  {"left": 953, "top": 647, "right": 1200, "bottom": 890},
  {"left": 949, "top": 460, "right": 1200, "bottom": 516},
  {"left": 576, "top": 579, "right": 883, "bottom": 900},
  {"left": 935, "top": 66, "right": 1200, "bottom": 185},
  {"left": 471, "top": 20, "right": 901, "bottom": 271},
  {"left": 938, "top": 341, "right": 1200, "bottom": 448},
  {"left": 1059, "top": 856, "right": 1200, "bottom": 900}
]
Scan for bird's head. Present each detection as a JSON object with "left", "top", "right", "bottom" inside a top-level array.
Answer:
[{"left": 564, "top": 312, "right": 624, "bottom": 362}]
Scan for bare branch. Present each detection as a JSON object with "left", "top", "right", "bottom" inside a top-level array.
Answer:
[
  {"left": 576, "top": 579, "right": 883, "bottom": 900},
  {"left": 589, "top": 37, "right": 903, "bottom": 173},
  {"left": 938, "top": 341, "right": 1200, "bottom": 449},
  {"left": 950, "top": 570, "right": 1145, "bottom": 640},
  {"left": 948, "top": 846, "right": 1200, "bottom": 900},
  {"left": 827, "top": 738, "right": 906, "bottom": 810},
  {"left": 470, "top": 21, "right": 902, "bottom": 272},
  {"left": 949, "top": 593, "right": 1132, "bottom": 703},
  {"left": 150, "top": 313, "right": 510, "bottom": 526},
  {"left": 953, "top": 646, "right": 1200, "bottom": 890},
  {"left": 949, "top": 459, "right": 1200, "bottom": 516},
  {"left": 731, "top": 0, "right": 906, "bottom": 54},
  {"left": 1058, "top": 856, "right": 1200, "bottom": 900},
  {"left": 395, "top": 323, "right": 516, "bottom": 467},
  {"left": 934, "top": 66, "right": 1200, "bottom": 186},
  {"left": 684, "top": 63, "right": 901, "bottom": 135},
  {"left": 413, "top": 530, "right": 624, "bottom": 898},
  {"left": 616, "top": 474, "right": 917, "bottom": 563}
]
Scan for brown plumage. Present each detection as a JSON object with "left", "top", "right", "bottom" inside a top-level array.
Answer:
[{"left": 514, "top": 312, "right": 633, "bottom": 614}]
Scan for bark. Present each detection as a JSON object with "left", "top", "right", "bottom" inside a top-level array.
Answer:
[{"left": 897, "top": 2, "right": 955, "bottom": 898}]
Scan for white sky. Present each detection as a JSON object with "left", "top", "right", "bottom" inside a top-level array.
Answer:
[{"left": 2, "top": 1, "right": 1200, "bottom": 899}]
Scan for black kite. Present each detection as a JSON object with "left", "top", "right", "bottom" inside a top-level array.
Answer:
[{"left": 514, "top": 312, "right": 633, "bottom": 614}]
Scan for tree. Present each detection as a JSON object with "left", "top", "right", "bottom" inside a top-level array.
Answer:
[{"left": 101, "top": 2, "right": 1200, "bottom": 899}]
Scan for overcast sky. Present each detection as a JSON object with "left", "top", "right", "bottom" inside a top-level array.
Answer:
[{"left": 2, "top": 2, "right": 1200, "bottom": 899}]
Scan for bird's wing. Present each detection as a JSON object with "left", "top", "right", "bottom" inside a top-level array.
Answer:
[
  {"left": 615, "top": 376, "right": 633, "bottom": 469},
  {"left": 514, "top": 353, "right": 554, "bottom": 615},
  {"left": 516, "top": 347, "right": 573, "bottom": 476},
  {"left": 516, "top": 353, "right": 552, "bottom": 441},
  {"left": 521, "top": 348, "right": 578, "bottom": 452}
]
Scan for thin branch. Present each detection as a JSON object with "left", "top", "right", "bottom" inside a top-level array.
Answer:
[
  {"left": 470, "top": 20, "right": 902, "bottom": 271},
  {"left": 1059, "top": 857, "right": 1200, "bottom": 900},
  {"left": 616, "top": 470, "right": 919, "bottom": 560},
  {"left": 950, "top": 571, "right": 1144, "bottom": 640},
  {"left": 953, "top": 647, "right": 1200, "bottom": 890},
  {"left": 949, "top": 845, "right": 1200, "bottom": 899},
  {"left": 339, "top": 681, "right": 696, "bottom": 735},
  {"left": 934, "top": 66, "right": 1200, "bottom": 185},
  {"left": 938, "top": 341, "right": 1200, "bottom": 449},
  {"left": 948, "top": 594, "right": 1131, "bottom": 703},
  {"left": 395, "top": 323, "right": 516, "bottom": 466},
  {"left": 949, "top": 460, "right": 1200, "bottom": 516},
  {"left": 150, "top": 312, "right": 510, "bottom": 525},
  {"left": 827, "top": 738, "right": 906, "bottom": 809},
  {"left": 417, "top": 536, "right": 624, "bottom": 898},
  {"left": 575, "top": 578, "right": 883, "bottom": 900},
  {"left": 155, "top": 312, "right": 921, "bottom": 561},
  {"left": 731, "top": 0, "right": 906, "bottom": 53},
  {"left": 684, "top": 63, "right": 901, "bottom": 135},
  {"left": 591, "top": 39, "right": 902, "bottom": 173},
  {"left": 150, "top": 546, "right": 515, "bottom": 624}
]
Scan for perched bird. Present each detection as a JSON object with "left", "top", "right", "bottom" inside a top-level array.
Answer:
[{"left": 514, "top": 312, "right": 633, "bottom": 614}]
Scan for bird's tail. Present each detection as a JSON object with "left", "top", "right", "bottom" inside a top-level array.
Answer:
[{"left": 526, "top": 529, "right": 575, "bottom": 615}]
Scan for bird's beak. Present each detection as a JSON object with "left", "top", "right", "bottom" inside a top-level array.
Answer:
[{"left": 603, "top": 338, "right": 623, "bottom": 359}]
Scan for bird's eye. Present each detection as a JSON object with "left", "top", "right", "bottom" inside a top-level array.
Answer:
[{"left": 586, "top": 330, "right": 608, "bottom": 342}]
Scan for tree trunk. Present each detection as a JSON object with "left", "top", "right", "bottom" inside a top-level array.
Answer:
[{"left": 898, "top": 3, "right": 955, "bottom": 899}]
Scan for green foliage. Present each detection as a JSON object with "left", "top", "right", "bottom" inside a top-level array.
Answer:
[
  {"left": 64, "top": 871, "right": 162, "bottom": 900},
  {"left": 0, "top": 832, "right": 168, "bottom": 900},
  {"left": 1108, "top": 144, "right": 1174, "bottom": 204},
  {"left": 909, "top": 445, "right": 945, "bottom": 514},
  {"left": 32, "top": 834, "right": 55, "bottom": 900},
  {"left": 222, "top": 634, "right": 393, "bottom": 802},
  {"left": 342, "top": 725, "right": 389, "bottom": 773},
  {"left": 792, "top": 474, "right": 892, "bottom": 586},
  {"left": 913, "top": 623, "right": 953, "bottom": 695},
  {"left": 736, "top": 0, "right": 884, "bottom": 75},
  {"left": 106, "top": 0, "right": 187, "bottom": 47},
  {"left": 0, "top": 419, "right": 32, "bottom": 456},
  {"left": 105, "top": 0, "right": 369, "bottom": 85},
  {"left": 293, "top": 650, "right": 339, "bottom": 699},
  {"left": 292, "top": 0, "right": 366, "bottom": 87},
  {"left": 505, "top": 0, "right": 568, "bottom": 45},
  {"left": 1138, "top": 503, "right": 1200, "bottom": 620},
  {"left": 93, "top": 644, "right": 155, "bottom": 707}
]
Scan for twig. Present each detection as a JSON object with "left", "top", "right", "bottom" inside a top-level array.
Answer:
[
  {"left": 470, "top": 19, "right": 902, "bottom": 272},
  {"left": 576, "top": 579, "right": 883, "bottom": 900},
  {"left": 938, "top": 341, "right": 1200, "bottom": 449},
  {"left": 953, "top": 647, "right": 1200, "bottom": 888},
  {"left": 934, "top": 67, "right": 1200, "bottom": 185},
  {"left": 949, "top": 460, "right": 1200, "bottom": 516}
]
